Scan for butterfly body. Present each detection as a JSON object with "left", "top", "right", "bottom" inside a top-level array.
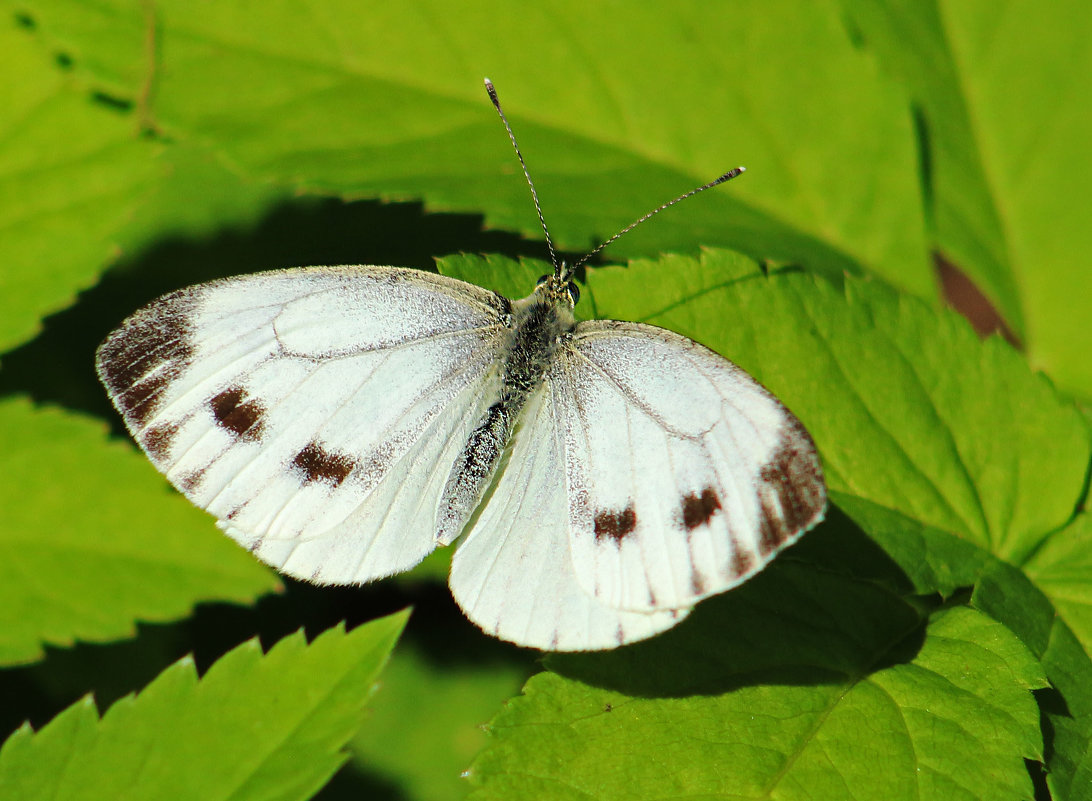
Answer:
[
  {"left": 97, "top": 262, "right": 825, "bottom": 650},
  {"left": 438, "top": 275, "right": 576, "bottom": 544}
]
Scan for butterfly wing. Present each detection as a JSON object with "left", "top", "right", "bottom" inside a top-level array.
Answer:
[
  {"left": 553, "top": 320, "right": 826, "bottom": 613},
  {"left": 97, "top": 266, "right": 510, "bottom": 583},
  {"left": 449, "top": 384, "right": 688, "bottom": 651}
]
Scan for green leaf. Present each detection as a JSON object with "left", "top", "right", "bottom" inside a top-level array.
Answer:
[
  {"left": 0, "top": 19, "right": 159, "bottom": 352},
  {"left": 348, "top": 640, "right": 533, "bottom": 801},
  {"left": 973, "top": 559, "right": 1092, "bottom": 801},
  {"left": 0, "top": 613, "right": 408, "bottom": 801},
  {"left": 24, "top": 0, "right": 931, "bottom": 295},
  {"left": 1041, "top": 622, "right": 1092, "bottom": 801},
  {"left": 942, "top": 0, "right": 1092, "bottom": 398},
  {"left": 1023, "top": 514, "right": 1092, "bottom": 649},
  {"left": 0, "top": 397, "right": 279, "bottom": 666},
  {"left": 839, "top": 0, "right": 1020, "bottom": 334},
  {"left": 826, "top": 492, "right": 993, "bottom": 596},
  {"left": 468, "top": 567, "right": 1045, "bottom": 800},
  {"left": 0, "top": 13, "right": 293, "bottom": 354},
  {"left": 842, "top": 0, "right": 1092, "bottom": 396}
]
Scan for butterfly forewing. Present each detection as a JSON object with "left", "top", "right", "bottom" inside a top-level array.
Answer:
[
  {"left": 97, "top": 266, "right": 510, "bottom": 582},
  {"left": 553, "top": 321, "right": 826, "bottom": 613},
  {"left": 449, "top": 386, "right": 689, "bottom": 650}
]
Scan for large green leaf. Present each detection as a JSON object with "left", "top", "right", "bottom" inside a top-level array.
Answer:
[
  {"left": 0, "top": 614, "right": 407, "bottom": 801},
  {"left": 0, "top": 11, "right": 295, "bottom": 354},
  {"left": 556, "top": 249, "right": 1087, "bottom": 564},
  {"left": 22, "top": 0, "right": 931, "bottom": 295},
  {"left": 942, "top": 0, "right": 1092, "bottom": 398},
  {"left": 842, "top": 0, "right": 1092, "bottom": 397},
  {"left": 468, "top": 570, "right": 1045, "bottom": 800},
  {"left": 973, "top": 559, "right": 1092, "bottom": 801},
  {"left": 0, "top": 19, "right": 159, "bottom": 352},
  {"left": 1023, "top": 515, "right": 1092, "bottom": 659},
  {"left": 0, "top": 397, "right": 279, "bottom": 666},
  {"left": 839, "top": 0, "right": 1019, "bottom": 333}
]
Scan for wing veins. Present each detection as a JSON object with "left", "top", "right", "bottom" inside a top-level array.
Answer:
[
  {"left": 567, "top": 345, "right": 713, "bottom": 439},
  {"left": 275, "top": 322, "right": 506, "bottom": 360},
  {"left": 215, "top": 337, "right": 503, "bottom": 535},
  {"left": 341, "top": 361, "right": 504, "bottom": 580}
]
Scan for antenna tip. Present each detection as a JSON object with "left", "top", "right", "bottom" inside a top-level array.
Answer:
[
  {"left": 737, "top": 165, "right": 746, "bottom": 173},
  {"left": 484, "top": 78, "right": 500, "bottom": 106}
]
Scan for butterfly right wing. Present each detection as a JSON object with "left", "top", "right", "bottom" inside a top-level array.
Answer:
[{"left": 96, "top": 266, "right": 510, "bottom": 583}]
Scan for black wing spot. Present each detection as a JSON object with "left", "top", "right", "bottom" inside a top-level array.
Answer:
[
  {"left": 757, "top": 419, "right": 826, "bottom": 555},
  {"left": 140, "top": 422, "right": 178, "bottom": 462},
  {"left": 178, "top": 468, "right": 206, "bottom": 494},
  {"left": 690, "top": 570, "right": 709, "bottom": 595},
  {"left": 730, "top": 539, "right": 757, "bottom": 577},
  {"left": 680, "top": 487, "right": 722, "bottom": 530},
  {"left": 210, "top": 386, "right": 266, "bottom": 440},
  {"left": 292, "top": 442, "right": 356, "bottom": 486},
  {"left": 121, "top": 371, "right": 173, "bottom": 428},
  {"left": 594, "top": 504, "right": 637, "bottom": 543},
  {"left": 96, "top": 290, "right": 197, "bottom": 427}
]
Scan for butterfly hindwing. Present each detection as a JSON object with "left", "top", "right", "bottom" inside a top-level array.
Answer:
[
  {"left": 449, "top": 385, "right": 688, "bottom": 650},
  {"left": 552, "top": 321, "right": 826, "bottom": 613},
  {"left": 97, "top": 266, "right": 510, "bottom": 582}
]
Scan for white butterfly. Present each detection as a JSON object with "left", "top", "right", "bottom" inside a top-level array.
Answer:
[{"left": 96, "top": 80, "right": 825, "bottom": 651}]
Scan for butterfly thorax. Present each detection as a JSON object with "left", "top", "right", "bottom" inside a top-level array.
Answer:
[
  {"left": 435, "top": 287, "right": 575, "bottom": 545},
  {"left": 501, "top": 290, "right": 576, "bottom": 395}
]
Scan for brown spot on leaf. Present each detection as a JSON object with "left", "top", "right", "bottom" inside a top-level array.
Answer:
[
  {"left": 680, "top": 487, "right": 722, "bottom": 530},
  {"left": 594, "top": 504, "right": 637, "bottom": 543},
  {"left": 292, "top": 441, "right": 355, "bottom": 486},
  {"left": 210, "top": 386, "right": 266, "bottom": 439},
  {"left": 936, "top": 252, "right": 1020, "bottom": 347}
]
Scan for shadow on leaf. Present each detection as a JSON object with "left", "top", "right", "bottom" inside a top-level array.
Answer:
[{"left": 549, "top": 507, "right": 928, "bottom": 698}]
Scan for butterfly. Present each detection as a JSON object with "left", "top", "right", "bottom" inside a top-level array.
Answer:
[{"left": 96, "top": 80, "right": 826, "bottom": 651}]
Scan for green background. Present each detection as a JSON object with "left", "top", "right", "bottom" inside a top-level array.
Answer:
[{"left": 0, "top": 1, "right": 1089, "bottom": 799}]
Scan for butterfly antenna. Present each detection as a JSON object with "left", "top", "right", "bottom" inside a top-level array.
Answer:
[
  {"left": 573, "top": 167, "right": 746, "bottom": 270},
  {"left": 485, "top": 78, "right": 561, "bottom": 276}
]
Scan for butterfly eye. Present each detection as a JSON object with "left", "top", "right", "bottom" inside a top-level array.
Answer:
[
  {"left": 536, "top": 274, "right": 551, "bottom": 288},
  {"left": 566, "top": 282, "right": 580, "bottom": 305}
]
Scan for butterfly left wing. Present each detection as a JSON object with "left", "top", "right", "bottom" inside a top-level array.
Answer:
[
  {"left": 97, "top": 266, "right": 510, "bottom": 584},
  {"left": 449, "top": 384, "right": 688, "bottom": 651},
  {"left": 553, "top": 320, "right": 826, "bottom": 614}
]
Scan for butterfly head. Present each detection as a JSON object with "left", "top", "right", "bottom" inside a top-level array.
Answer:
[{"left": 536, "top": 266, "right": 580, "bottom": 307}]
